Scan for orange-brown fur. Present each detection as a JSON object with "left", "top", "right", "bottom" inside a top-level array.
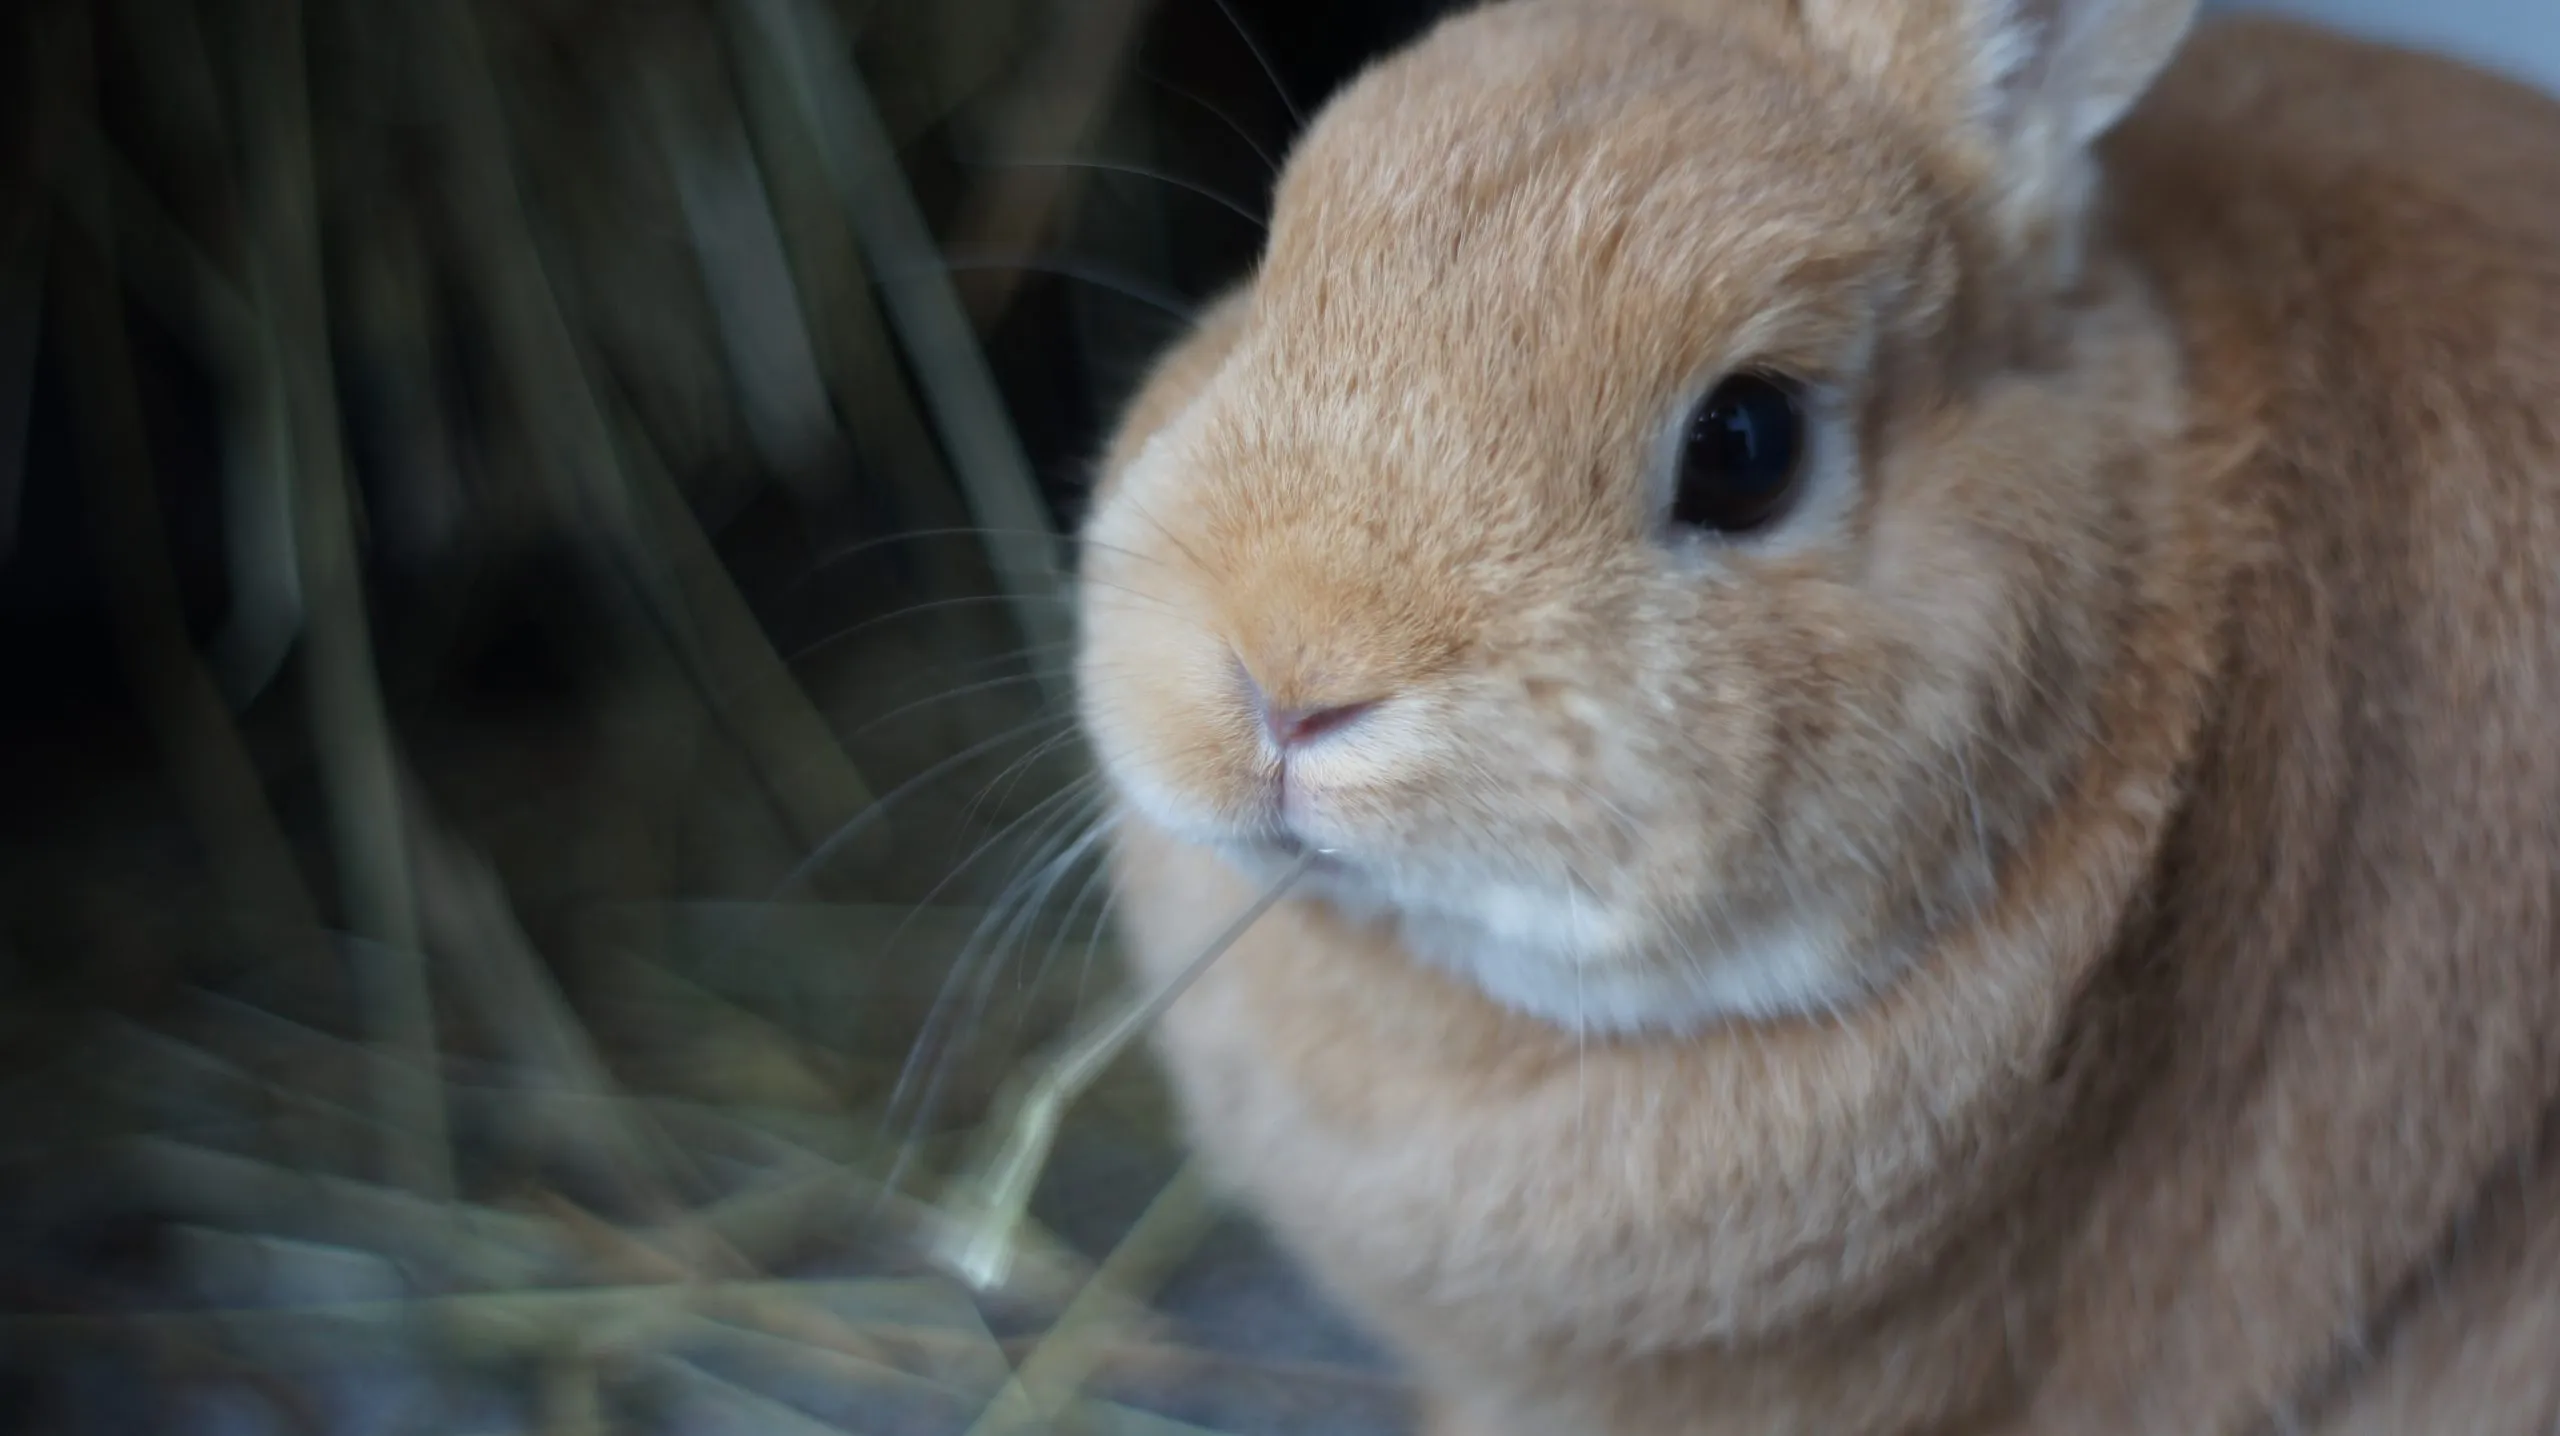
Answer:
[{"left": 1076, "top": 3, "right": 2560, "bottom": 1431}]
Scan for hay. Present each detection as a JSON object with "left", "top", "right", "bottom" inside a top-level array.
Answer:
[{"left": 3, "top": 0, "right": 1406, "bottom": 1430}]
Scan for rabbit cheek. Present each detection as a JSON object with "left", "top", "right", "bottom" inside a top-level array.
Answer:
[{"left": 1074, "top": 580, "right": 1266, "bottom": 838}]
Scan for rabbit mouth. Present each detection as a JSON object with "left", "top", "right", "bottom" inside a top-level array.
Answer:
[
  {"left": 1220, "top": 826, "right": 1361, "bottom": 891},
  {"left": 1257, "top": 827, "right": 1351, "bottom": 870},
  {"left": 1175, "top": 802, "right": 1877, "bottom": 1034}
]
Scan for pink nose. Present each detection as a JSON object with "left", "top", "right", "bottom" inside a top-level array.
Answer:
[{"left": 1264, "top": 698, "right": 1377, "bottom": 749}]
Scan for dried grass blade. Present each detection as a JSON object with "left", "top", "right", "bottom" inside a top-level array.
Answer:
[
  {"left": 727, "top": 0, "right": 1077, "bottom": 707},
  {"left": 41, "top": 10, "right": 325, "bottom": 958},
  {"left": 964, "top": 1160, "right": 1222, "bottom": 1436},
  {"left": 946, "top": 0, "right": 1158, "bottom": 329},
  {"left": 235, "top": 0, "right": 451, "bottom": 1200}
]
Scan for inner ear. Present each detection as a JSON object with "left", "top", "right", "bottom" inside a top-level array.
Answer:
[
  {"left": 1797, "top": 0, "right": 2199, "bottom": 242},
  {"left": 2028, "top": 0, "right": 2201, "bottom": 151}
]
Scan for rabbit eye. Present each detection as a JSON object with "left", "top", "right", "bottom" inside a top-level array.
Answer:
[{"left": 1672, "top": 373, "right": 1805, "bottom": 534}]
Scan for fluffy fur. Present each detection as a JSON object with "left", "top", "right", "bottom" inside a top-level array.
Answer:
[{"left": 1072, "top": 1, "right": 2560, "bottom": 1430}]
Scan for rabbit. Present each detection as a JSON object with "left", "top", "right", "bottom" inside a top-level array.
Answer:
[{"left": 1069, "top": 0, "right": 2560, "bottom": 1430}]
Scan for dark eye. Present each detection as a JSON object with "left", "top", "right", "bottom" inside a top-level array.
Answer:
[{"left": 1671, "top": 372, "right": 1807, "bottom": 534}]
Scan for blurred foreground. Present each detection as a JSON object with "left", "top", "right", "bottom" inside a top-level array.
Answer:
[{"left": 0, "top": 0, "right": 1438, "bottom": 1430}]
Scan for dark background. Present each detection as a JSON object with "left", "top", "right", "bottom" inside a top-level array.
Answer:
[
  {"left": 0, "top": 0, "right": 1461, "bottom": 740},
  {"left": 0, "top": 2, "right": 1466, "bottom": 1432}
]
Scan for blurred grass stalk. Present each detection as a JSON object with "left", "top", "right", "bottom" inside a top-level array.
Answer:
[
  {"left": 729, "top": 0, "right": 1080, "bottom": 705},
  {"left": 402, "top": 0, "right": 894, "bottom": 865},
  {"left": 236, "top": 0, "right": 453, "bottom": 1200},
  {"left": 6, "top": 0, "right": 1270, "bottom": 1428},
  {"left": 44, "top": 0, "right": 332, "bottom": 959}
]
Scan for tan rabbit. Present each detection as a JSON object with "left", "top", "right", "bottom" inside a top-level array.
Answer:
[{"left": 1071, "top": 0, "right": 2560, "bottom": 1430}]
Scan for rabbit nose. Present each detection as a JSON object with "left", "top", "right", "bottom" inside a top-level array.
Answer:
[
  {"left": 1241, "top": 668, "right": 1380, "bottom": 750},
  {"left": 1265, "top": 699, "right": 1378, "bottom": 749}
]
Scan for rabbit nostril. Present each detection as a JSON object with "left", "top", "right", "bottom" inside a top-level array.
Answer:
[
  {"left": 1264, "top": 699, "right": 1379, "bottom": 749},
  {"left": 1235, "top": 659, "right": 1381, "bottom": 750}
]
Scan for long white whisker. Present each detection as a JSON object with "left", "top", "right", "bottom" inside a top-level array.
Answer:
[
  {"left": 883, "top": 809, "right": 1116, "bottom": 1191},
  {"left": 779, "top": 594, "right": 1069, "bottom": 663},
  {"left": 960, "top": 156, "right": 1267, "bottom": 231},
  {"left": 880, "top": 781, "right": 1106, "bottom": 1128},
  {"left": 952, "top": 726, "right": 1088, "bottom": 839},
  {"left": 834, "top": 662, "right": 1066, "bottom": 743},
  {"left": 1073, "top": 878, "right": 1126, "bottom": 1013},
  {"left": 1137, "top": 64, "right": 1283, "bottom": 175},
  {"left": 757, "top": 710, "right": 1078, "bottom": 910},
  {"left": 1204, "top": 0, "right": 1306, "bottom": 126},
  {"left": 918, "top": 250, "right": 1198, "bottom": 324},
  {"left": 784, "top": 525, "right": 1175, "bottom": 594},
  {"left": 1025, "top": 816, "right": 1124, "bottom": 998}
]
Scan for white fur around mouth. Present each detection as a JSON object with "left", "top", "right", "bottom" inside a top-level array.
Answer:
[
  {"left": 1222, "top": 841, "right": 1875, "bottom": 1037},
  {"left": 1395, "top": 898, "right": 1872, "bottom": 1037}
]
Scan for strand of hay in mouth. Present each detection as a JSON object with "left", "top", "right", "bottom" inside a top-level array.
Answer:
[
  {"left": 962, "top": 1159, "right": 1220, "bottom": 1436},
  {"left": 5, "top": 0, "right": 1376, "bottom": 1427},
  {"left": 931, "top": 850, "right": 1315, "bottom": 1292}
]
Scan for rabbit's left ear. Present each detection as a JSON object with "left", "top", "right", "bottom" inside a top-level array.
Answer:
[{"left": 1799, "top": 0, "right": 2200, "bottom": 247}]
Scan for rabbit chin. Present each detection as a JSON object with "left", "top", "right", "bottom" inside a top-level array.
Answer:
[
  {"left": 1402, "top": 895, "right": 1873, "bottom": 1036},
  {"left": 1221, "top": 838, "right": 1875, "bottom": 1036}
]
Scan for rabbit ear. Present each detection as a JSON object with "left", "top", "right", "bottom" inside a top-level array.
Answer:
[{"left": 1799, "top": 0, "right": 2198, "bottom": 246}]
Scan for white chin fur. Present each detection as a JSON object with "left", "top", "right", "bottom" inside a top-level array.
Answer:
[
  {"left": 1395, "top": 903, "right": 1871, "bottom": 1036},
  {"left": 1280, "top": 854, "right": 1871, "bottom": 1036},
  {"left": 1117, "top": 785, "right": 1875, "bottom": 1036}
]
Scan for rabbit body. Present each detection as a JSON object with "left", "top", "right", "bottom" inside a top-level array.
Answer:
[{"left": 1075, "top": 3, "right": 2560, "bottom": 1431}]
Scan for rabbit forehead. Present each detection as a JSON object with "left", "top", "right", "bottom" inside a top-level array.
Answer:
[
  {"left": 1270, "top": 5, "right": 1924, "bottom": 271},
  {"left": 1249, "top": 1, "right": 1931, "bottom": 421}
]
